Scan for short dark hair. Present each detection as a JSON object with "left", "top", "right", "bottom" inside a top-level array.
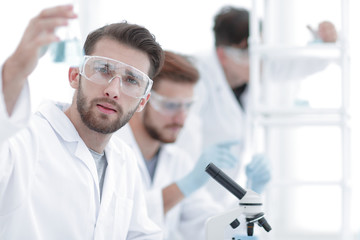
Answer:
[
  {"left": 83, "top": 21, "right": 164, "bottom": 79},
  {"left": 213, "top": 6, "right": 249, "bottom": 47},
  {"left": 152, "top": 50, "right": 199, "bottom": 90}
]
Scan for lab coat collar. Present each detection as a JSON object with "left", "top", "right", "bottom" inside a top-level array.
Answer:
[
  {"left": 36, "top": 101, "right": 82, "bottom": 143},
  {"left": 37, "top": 101, "right": 102, "bottom": 203},
  {"left": 38, "top": 101, "right": 132, "bottom": 211}
]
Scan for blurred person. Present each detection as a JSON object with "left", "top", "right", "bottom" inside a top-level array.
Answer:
[
  {"left": 176, "top": 6, "right": 338, "bottom": 207},
  {"left": 116, "top": 50, "right": 239, "bottom": 239},
  {"left": 0, "top": 4, "right": 164, "bottom": 239}
]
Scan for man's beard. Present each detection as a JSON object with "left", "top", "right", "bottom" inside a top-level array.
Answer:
[
  {"left": 143, "top": 108, "right": 182, "bottom": 143},
  {"left": 76, "top": 80, "right": 138, "bottom": 134}
]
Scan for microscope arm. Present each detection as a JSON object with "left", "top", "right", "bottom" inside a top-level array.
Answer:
[
  {"left": 205, "top": 163, "right": 272, "bottom": 239},
  {"left": 206, "top": 207, "right": 245, "bottom": 240}
]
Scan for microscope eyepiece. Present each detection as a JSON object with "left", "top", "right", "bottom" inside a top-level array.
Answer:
[{"left": 205, "top": 163, "right": 247, "bottom": 200}]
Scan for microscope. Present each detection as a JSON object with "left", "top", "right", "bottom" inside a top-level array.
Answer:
[{"left": 205, "top": 163, "right": 272, "bottom": 240}]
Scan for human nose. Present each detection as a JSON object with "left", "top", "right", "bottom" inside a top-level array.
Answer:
[
  {"left": 104, "top": 76, "right": 121, "bottom": 99},
  {"left": 172, "top": 107, "right": 187, "bottom": 125}
]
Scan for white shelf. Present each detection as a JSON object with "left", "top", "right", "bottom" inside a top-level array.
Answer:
[
  {"left": 269, "top": 180, "right": 346, "bottom": 187},
  {"left": 251, "top": 107, "right": 350, "bottom": 126},
  {"left": 250, "top": 44, "right": 342, "bottom": 59},
  {"left": 253, "top": 107, "right": 346, "bottom": 116},
  {"left": 256, "top": 118, "right": 347, "bottom": 126}
]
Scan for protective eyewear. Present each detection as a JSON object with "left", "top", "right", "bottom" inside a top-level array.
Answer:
[
  {"left": 149, "top": 91, "right": 195, "bottom": 116},
  {"left": 224, "top": 46, "right": 249, "bottom": 64},
  {"left": 80, "top": 55, "right": 153, "bottom": 98}
]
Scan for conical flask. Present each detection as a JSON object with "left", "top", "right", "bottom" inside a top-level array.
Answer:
[{"left": 50, "top": 0, "right": 84, "bottom": 66}]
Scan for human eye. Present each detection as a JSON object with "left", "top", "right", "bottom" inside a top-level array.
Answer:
[
  {"left": 164, "top": 101, "right": 180, "bottom": 111},
  {"left": 124, "top": 70, "right": 141, "bottom": 86},
  {"left": 94, "top": 62, "right": 113, "bottom": 76},
  {"left": 125, "top": 74, "right": 139, "bottom": 85},
  {"left": 184, "top": 101, "right": 194, "bottom": 109}
]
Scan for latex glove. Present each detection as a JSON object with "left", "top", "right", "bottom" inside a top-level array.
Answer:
[
  {"left": 246, "top": 154, "right": 271, "bottom": 194},
  {"left": 177, "top": 140, "right": 239, "bottom": 197},
  {"left": 317, "top": 21, "right": 337, "bottom": 43},
  {"left": 307, "top": 21, "right": 337, "bottom": 43}
]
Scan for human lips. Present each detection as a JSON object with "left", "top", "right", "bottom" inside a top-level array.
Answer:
[
  {"left": 166, "top": 124, "right": 183, "bottom": 132},
  {"left": 96, "top": 102, "right": 117, "bottom": 114}
]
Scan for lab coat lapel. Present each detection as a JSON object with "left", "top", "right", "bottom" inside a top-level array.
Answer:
[
  {"left": 151, "top": 145, "right": 169, "bottom": 187},
  {"left": 73, "top": 141, "right": 101, "bottom": 198},
  {"left": 38, "top": 101, "right": 101, "bottom": 202},
  {"left": 116, "top": 125, "right": 152, "bottom": 186},
  {"left": 99, "top": 142, "right": 120, "bottom": 216}
]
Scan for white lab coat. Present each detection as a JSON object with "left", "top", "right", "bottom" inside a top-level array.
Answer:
[
  {"left": 176, "top": 48, "right": 337, "bottom": 209},
  {"left": 0, "top": 75, "right": 162, "bottom": 239},
  {"left": 116, "top": 125, "right": 223, "bottom": 240},
  {"left": 176, "top": 49, "right": 248, "bottom": 209}
]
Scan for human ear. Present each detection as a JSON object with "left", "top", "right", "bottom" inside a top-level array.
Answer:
[
  {"left": 136, "top": 93, "right": 151, "bottom": 112},
  {"left": 68, "top": 67, "right": 80, "bottom": 89},
  {"left": 216, "top": 46, "right": 226, "bottom": 61},
  {"left": 216, "top": 47, "right": 229, "bottom": 67}
]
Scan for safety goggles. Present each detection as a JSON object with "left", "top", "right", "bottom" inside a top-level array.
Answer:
[
  {"left": 149, "top": 91, "right": 195, "bottom": 116},
  {"left": 79, "top": 55, "right": 153, "bottom": 98},
  {"left": 224, "top": 46, "right": 249, "bottom": 64}
]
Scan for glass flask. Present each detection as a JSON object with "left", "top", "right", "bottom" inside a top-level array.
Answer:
[{"left": 47, "top": 0, "right": 84, "bottom": 66}]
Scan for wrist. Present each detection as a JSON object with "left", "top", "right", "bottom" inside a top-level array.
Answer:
[
  {"left": 176, "top": 176, "right": 196, "bottom": 197},
  {"left": 3, "top": 55, "right": 28, "bottom": 88}
]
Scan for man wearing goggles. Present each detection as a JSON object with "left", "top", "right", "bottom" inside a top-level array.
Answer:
[
  {"left": 149, "top": 91, "right": 195, "bottom": 117},
  {"left": 80, "top": 55, "right": 153, "bottom": 99},
  {"left": 0, "top": 4, "right": 164, "bottom": 240},
  {"left": 116, "top": 51, "right": 239, "bottom": 239},
  {"left": 73, "top": 54, "right": 154, "bottom": 135}
]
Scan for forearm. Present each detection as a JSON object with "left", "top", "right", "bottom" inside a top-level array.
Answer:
[
  {"left": 0, "top": 64, "right": 31, "bottom": 144},
  {"left": 2, "top": 5, "right": 78, "bottom": 116},
  {"left": 2, "top": 56, "right": 28, "bottom": 116},
  {"left": 162, "top": 183, "right": 185, "bottom": 214}
]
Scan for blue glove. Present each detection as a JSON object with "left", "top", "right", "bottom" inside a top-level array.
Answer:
[
  {"left": 177, "top": 140, "right": 239, "bottom": 197},
  {"left": 246, "top": 154, "right": 271, "bottom": 194}
]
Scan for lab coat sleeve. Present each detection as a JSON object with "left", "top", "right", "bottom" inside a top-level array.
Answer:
[
  {"left": 0, "top": 63, "right": 31, "bottom": 144},
  {"left": 174, "top": 150, "right": 223, "bottom": 239},
  {"left": 175, "top": 112, "right": 204, "bottom": 162},
  {"left": 192, "top": 59, "right": 210, "bottom": 116},
  {"left": 177, "top": 187, "right": 223, "bottom": 239},
  {"left": 126, "top": 161, "right": 163, "bottom": 240},
  {"left": 143, "top": 188, "right": 166, "bottom": 229},
  {"left": 174, "top": 57, "right": 211, "bottom": 160},
  {"left": 0, "top": 62, "right": 38, "bottom": 216}
]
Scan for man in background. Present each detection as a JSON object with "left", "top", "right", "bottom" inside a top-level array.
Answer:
[{"left": 116, "top": 50, "right": 239, "bottom": 239}]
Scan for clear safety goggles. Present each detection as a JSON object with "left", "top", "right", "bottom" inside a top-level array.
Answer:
[
  {"left": 149, "top": 91, "right": 196, "bottom": 116},
  {"left": 224, "top": 46, "right": 249, "bottom": 64},
  {"left": 80, "top": 55, "right": 153, "bottom": 98}
]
